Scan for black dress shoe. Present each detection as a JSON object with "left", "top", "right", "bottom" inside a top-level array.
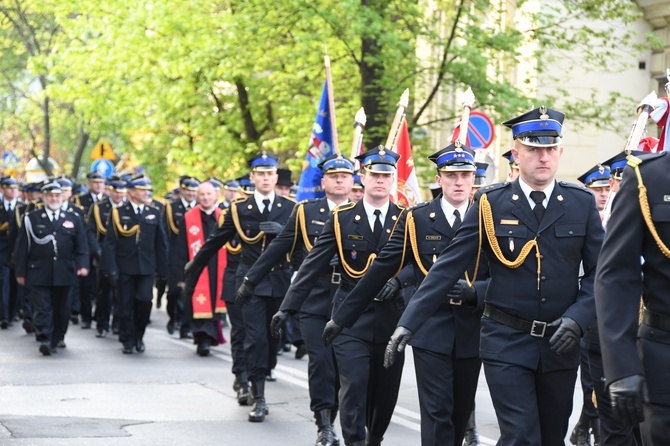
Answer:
[
  {"left": 112, "top": 326, "right": 120, "bottom": 335},
  {"left": 56, "top": 340, "right": 66, "bottom": 349},
  {"left": 166, "top": 322, "right": 175, "bottom": 335},
  {"left": 135, "top": 341, "right": 145, "bottom": 353},
  {"left": 22, "top": 319, "right": 34, "bottom": 333},
  {"left": 39, "top": 343, "right": 51, "bottom": 356},
  {"left": 0, "top": 320, "right": 8, "bottom": 329},
  {"left": 80, "top": 321, "right": 91, "bottom": 329},
  {"left": 197, "top": 340, "right": 211, "bottom": 357},
  {"left": 180, "top": 331, "right": 193, "bottom": 340},
  {"left": 70, "top": 315, "right": 79, "bottom": 325},
  {"left": 96, "top": 329, "right": 108, "bottom": 338},
  {"left": 122, "top": 346, "right": 134, "bottom": 354},
  {"left": 295, "top": 343, "right": 308, "bottom": 360}
]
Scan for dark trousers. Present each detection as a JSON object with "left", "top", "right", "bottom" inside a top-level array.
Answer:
[
  {"left": 413, "top": 347, "right": 481, "bottom": 446},
  {"left": 78, "top": 264, "right": 97, "bottom": 323},
  {"left": 586, "top": 347, "right": 637, "bottom": 446},
  {"left": 96, "top": 274, "right": 116, "bottom": 331},
  {"left": 638, "top": 336, "right": 670, "bottom": 446},
  {"left": 241, "top": 295, "right": 281, "bottom": 381},
  {"left": 166, "top": 283, "right": 185, "bottom": 329},
  {"left": 483, "top": 359, "right": 577, "bottom": 446},
  {"left": 226, "top": 299, "right": 247, "bottom": 375},
  {"left": 9, "top": 268, "right": 19, "bottom": 320},
  {"left": 300, "top": 312, "right": 339, "bottom": 412},
  {"left": 577, "top": 343, "right": 598, "bottom": 419},
  {"left": 0, "top": 264, "right": 9, "bottom": 322},
  {"left": 118, "top": 274, "right": 153, "bottom": 348},
  {"left": 333, "top": 334, "right": 404, "bottom": 444},
  {"left": 31, "top": 285, "right": 70, "bottom": 346}
]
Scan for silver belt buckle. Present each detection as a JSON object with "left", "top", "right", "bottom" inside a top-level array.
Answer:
[
  {"left": 331, "top": 272, "right": 341, "bottom": 285},
  {"left": 530, "top": 320, "right": 547, "bottom": 337},
  {"left": 449, "top": 299, "right": 463, "bottom": 306}
]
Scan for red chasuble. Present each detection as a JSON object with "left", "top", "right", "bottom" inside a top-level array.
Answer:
[{"left": 185, "top": 205, "right": 227, "bottom": 318}]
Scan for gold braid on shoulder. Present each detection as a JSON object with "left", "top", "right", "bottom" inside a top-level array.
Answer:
[
  {"left": 165, "top": 203, "right": 180, "bottom": 235},
  {"left": 231, "top": 200, "right": 265, "bottom": 244},
  {"left": 0, "top": 221, "right": 8, "bottom": 232},
  {"left": 14, "top": 206, "right": 23, "bottom": 228},
  {"left": 478, "top": 193, "right": 542, "bottom": 289},
  {"left": 334, "top": 205, "right": 375, "bottom": 279},
  {"left": 628, "top": 156, "right": 670, "bottom": 258},
  {"left": 296, "top": 204, "right": 313, "bottom": 252},
  {"left": 93, "top": 204, "right": 107, "bottom": 235},
  {"left": 112, "top": 207, "right": 140, "bottom": 238},
  {"left": 407, "top": 211, "right": 430, "bottom": 276}
]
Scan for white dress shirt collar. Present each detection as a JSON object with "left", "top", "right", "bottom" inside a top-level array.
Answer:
[
  {"left": 253, "top": 190, "right": 276, "bottom": 213},
  {"left": 518, "top": 177, "right": 555, "bottom": 209},
  {"left": 362, "top": 199, "right": 390, "bottom": 232},
  {"left": 440, "top": 197, "right": 469, "bottom": 228},
  {"left": 181, "top": 197, "right": 197, "bottom": 209}
]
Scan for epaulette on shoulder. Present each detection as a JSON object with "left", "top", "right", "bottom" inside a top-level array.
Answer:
[
  {"left": 71, "top": 202, "right": 85, "bottom": 212},
  {"left": 300, "top": 198, "right": 321, "bottom": 205},
  {"left": 409, "top": 201, "right": 430, "bottom": 211},
  {"left": 629, "top": 151, "right": 666, "bottom": 168},
  {"left": 480, "top": 182, "right": 510, "bottom": 194},
  {"left": 333, "top": 202, "right": 356, "bottom": 213},
  {"left": 559, "top": 181, "right": 592, "bottom": 194},
  {"left": 232, "top": 196, "right": 248, "bottom": 205}
]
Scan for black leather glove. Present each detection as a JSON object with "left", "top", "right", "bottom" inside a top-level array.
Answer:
[
  {"left": 322, "top": 319, "right": 343, "bottom": 345},
  {"left": 184, "top": 260, "right": 195, "bottom": 278},
  {"left": 104, "top": 271, "right": 118, "bottom": 287},
  {"left": 181, "top": 281, "right": 195, "bottom": 303},
  {"left": 446, "top": 279, "right": 476, "bottom": 305},
  {"left": 235, "top": 277, "right": 256, "bottom": 307},
  {"left": 374, "top": 278, "right": 401, "bottom": 302},
  {"left": 548, "top": 316, "right": 581, "bottom": 355},
  {"left": 270, "top": 310, "right": 290, "bottom": 338},
  {"left": 384, "top": 326, "right": 413, "bottom": 368},
  {"left": 259, "top": 221, "right": 283, "bottom": 235},
  {"left": 609, "top": 375, "right": 647, "bottom": 425}
]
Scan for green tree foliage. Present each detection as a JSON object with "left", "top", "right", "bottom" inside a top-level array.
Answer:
[{"left": 0, "top": 0, "right": 652, "bottom": 191}]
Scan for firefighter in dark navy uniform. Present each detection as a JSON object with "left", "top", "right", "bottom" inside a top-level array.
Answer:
[
  {"left": 323, "top": 143, "right": 490, "bottom": 446},
  {"left": 14, "top": 181, "right": 89, "bottom": 356},
  {"left": 184, "top": 152, "right": 294, "bottom": 423},
  {"left": 164, "top": 176, "right": 200, "bottom": 338},
  {"left": 73, "top": 171, "right": 107, "bottom": 328},
  {"left": 276, "top": 146, "right": 405, "bottom": 446},
  {"left": 240, "top": 153, "right": 354, "bottom": 446},
  {"left": 88, "top": 176, "right": 127, "bottom": 338},
  {"left": 100, "top": 175, "right": 168, "bottom": 354},
  {"left": 384, "top": 107, "right": 605, "bottom": 446},
  {"left": 596, "top": 148, "right": 670, "bottom": 445},
  {"left": 0, "top": 176, "right": 18, "bottom": 329}
]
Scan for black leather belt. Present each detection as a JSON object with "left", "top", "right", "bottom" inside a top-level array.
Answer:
[
  {"left": 642, "top": 308, "right": 670, "bottom": 332},
  {"left": 483, "top": 304, "right": 558, "bottom": 338}
]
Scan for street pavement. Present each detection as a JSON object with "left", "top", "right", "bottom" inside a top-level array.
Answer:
[{"left": 0, "top": 303, "right": 585, "bottom": 445}]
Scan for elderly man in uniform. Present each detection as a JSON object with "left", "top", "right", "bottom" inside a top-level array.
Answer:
[
  {"left": 278, "top": 147, "right": 404, "bottom": 446},
  {"left": 185, "top": 152, "right": 294, "bottom": 423},
  {"left": 100, "top": 175, "right": 167, "bottom": 354},
  {"left": 385, "top": 107, "right": 605, "bottom": 445},
  {"left": 238, "top": 153, "right": 354, "bottom": 445},
  {"left": 323, "top": 143, "right": 490, "bottom": 446},
  {"left": 14, "top": 181, "right": 89, "bottom": 355}
]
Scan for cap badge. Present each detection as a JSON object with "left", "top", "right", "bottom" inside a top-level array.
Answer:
[
  {"left": 598, "top": 165, "right": 604, "bottom": 174},
  {"left": 540, "top": 106, "right": 549, "bottom": 120},
  {"left": 261, "top": 151, "right": 268, "bottom": 160},
  {"left": 454, "top": 140, "right": 463, "bottom": 151},
  {"left": 379, "top": 149, "right": 386, "bottom": 157}
]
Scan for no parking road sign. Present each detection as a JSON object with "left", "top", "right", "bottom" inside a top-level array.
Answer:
[{"left": 453, "top": 110, "right": 495, "bottom": 149}]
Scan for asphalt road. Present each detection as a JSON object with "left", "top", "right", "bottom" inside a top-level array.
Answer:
[{"left": 0, "top": 303, "right": 585, "bottom": 445}]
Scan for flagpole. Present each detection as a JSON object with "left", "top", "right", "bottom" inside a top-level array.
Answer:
[
  {"left": 458, "top": 87, "right": 475, "bottom": 146},
  {"left": 324, "top": 51, "right": 339, "bottom": 154},
  {"left": 351, "top": 108, "right": 367, "bottom": 159},
  {"left": 625, "top": 91, "right": 657, "bottom": 154},
  {"left": 385, "top": 89, "right": 410, "bottom": 150}
]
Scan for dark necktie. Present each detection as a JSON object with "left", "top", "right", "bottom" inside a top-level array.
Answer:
[
  {"left": 373, "top": 209, "right": 383, "bottom": 243},
  {"left": 262, "top": 198, "right": 271, "bottom": 220},
  {"left": 530, "top": 191, "right": 546, "bottom": 223},
  {"left": 452, "top": 209, "right": 462, "bottom": 232}
]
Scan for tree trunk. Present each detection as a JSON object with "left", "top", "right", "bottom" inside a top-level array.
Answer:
[
  {"left": 70, "top": 129, "right": 90, "bottom": 179},
  {"left": 360, "top": 0, "right": 388, "bottom": 148}
]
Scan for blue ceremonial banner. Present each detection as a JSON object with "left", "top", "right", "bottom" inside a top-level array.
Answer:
[{"left": 296, "top": 81, "right": 334, "bottom": 201}]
